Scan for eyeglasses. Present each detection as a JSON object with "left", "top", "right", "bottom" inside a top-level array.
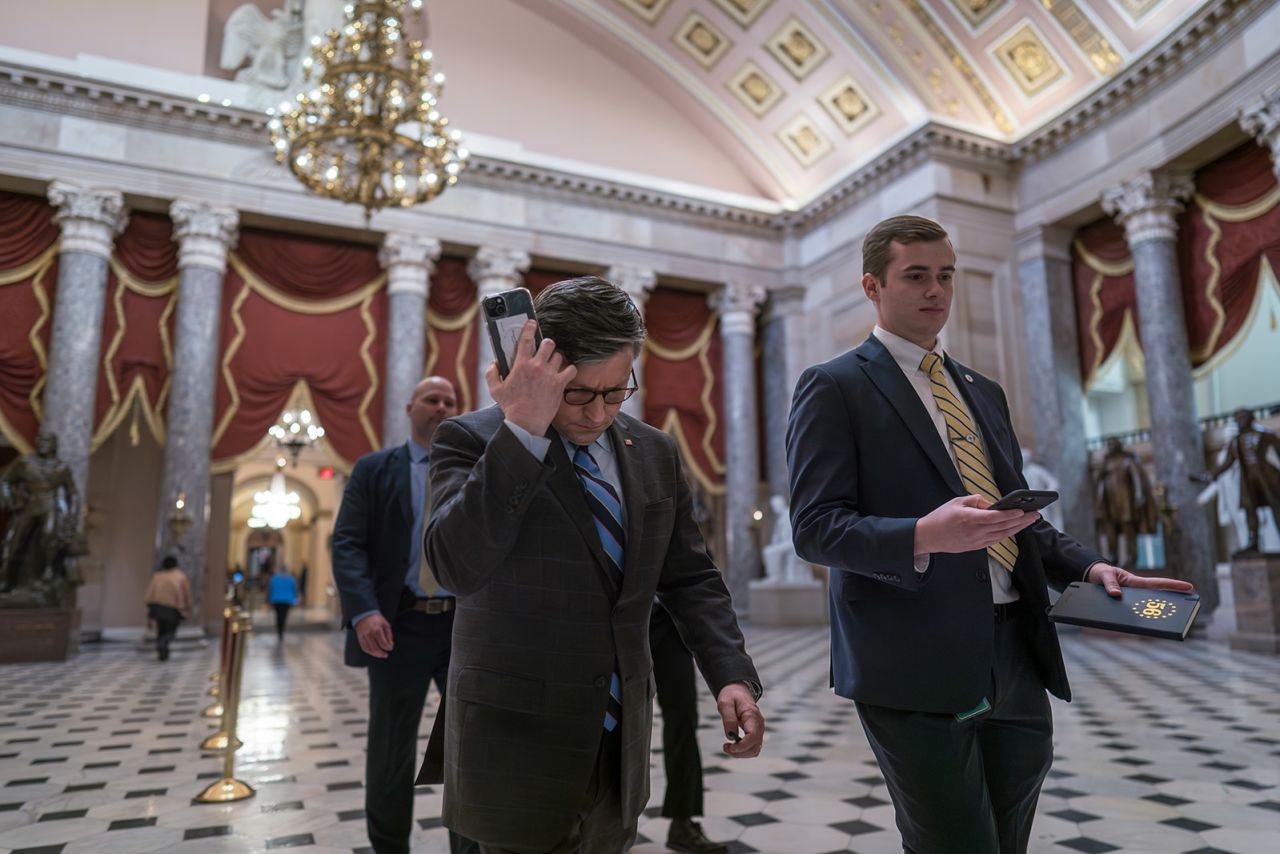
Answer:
[{"left": 562, "top": 370, "right": 638, "bottom": 406}]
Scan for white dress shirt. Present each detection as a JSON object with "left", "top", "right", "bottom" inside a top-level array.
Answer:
[
  {"left": 872, "top": 326, "right": 1018, "bottom": 604},
  {"left": 503, "top": 420, "right": 626, "bottom": 526}
]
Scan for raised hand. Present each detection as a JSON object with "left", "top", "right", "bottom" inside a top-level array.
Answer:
[{"left": 487, "top": 319, "right": 577, "bottom": 436}]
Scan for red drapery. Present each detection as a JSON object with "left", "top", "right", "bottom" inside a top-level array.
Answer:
[
  {"left": 0, "top": 191, "right": 59, "bottom": 452},
  {"left": 211, "top": 227, "right": 386, "bottom": 470},
  {"left": 1179, "top": 142, "right": 1280, "bottom": 367},
  {"left": 1072, "top": 218, "right": 1138, "bottom": 384},
  {"left": 643, "top": 286, "right": 725, "bottom": 493},
  {"left": 93, "top": 211, "right": 178, "bottom": 449},
  {"left": 425, "top": 257, "right": 479, "bottom": 413}
]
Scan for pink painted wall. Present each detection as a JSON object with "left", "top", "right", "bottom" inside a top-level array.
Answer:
[{"left": 3, "top": 0, "right": 210, "bottom": 76}]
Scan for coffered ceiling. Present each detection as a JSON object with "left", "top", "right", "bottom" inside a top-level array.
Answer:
[{"left": 515, "top": 0, "right": 1202, "bottom": 201}]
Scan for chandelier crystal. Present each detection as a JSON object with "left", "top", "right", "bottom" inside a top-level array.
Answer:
[
  {"left": 267, "top": 0, "right": 468, "bottom": 217},
  {"left": 249, "top": 472, "right": 302, "bottom": 530},
  {"left": 268, "top": 408, "right": 325, "bottom": 466}
]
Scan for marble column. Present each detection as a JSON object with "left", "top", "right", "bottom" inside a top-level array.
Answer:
[
  {"left": 154, "top": 201, "right": 238, "bottom": 618},
  {"left": 606, "top": 264, "right": 657, "bottom": 421},
  {"left": 468, "top": 247, "right": 530, "bottom": 410},
  {"left": 711, "top": 281, "right": 765, "bottom": 613},
  {"left": 42, "top": 182, "right": 128, "bottom": 501},
  {"left": 1102, "top": 172, "right": 1219, "bottom": 615},
  {"left": 1016, "top": 226, "right": 1096, "bottom": 545},
  {"left": 1240, "top": 88, "right": 1280, "bottom": 180},
  {"left": 760, "top": 285, "right": 806, "bottom": 504},
  {"left": 379, "top": 232, "right": 441, "bottom": 446}
]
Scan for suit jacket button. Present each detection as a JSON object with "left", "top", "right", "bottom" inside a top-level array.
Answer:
[
  {"left": 976, "top": 568, "right": 989, "bottom": 583},
  {"left": 593, "top": 675, "right": 608, "bottom": 689}
]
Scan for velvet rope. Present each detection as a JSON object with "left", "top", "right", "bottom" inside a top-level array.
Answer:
[{"left": 0, "top": 192, "right": 59, "bottom": 452}]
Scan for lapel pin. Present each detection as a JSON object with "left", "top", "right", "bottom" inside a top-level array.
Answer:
[
  {"left": 624, "top": 438, "right": 634, "bottom": 447},
  {"left": 964, "top": 373, "right": 974, "bottom": 383}
]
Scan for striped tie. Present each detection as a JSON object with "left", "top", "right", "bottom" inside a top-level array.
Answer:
[
  {"left": 573, "top": 444, "right": 625, "bottom": 732},
  {"left": 919, "top": 353, "right": 1018, "bottom": 573}
]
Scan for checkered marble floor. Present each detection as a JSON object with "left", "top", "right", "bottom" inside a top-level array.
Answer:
[{"left": 1, "top": 623, "right": 1278, "bottom": 854}]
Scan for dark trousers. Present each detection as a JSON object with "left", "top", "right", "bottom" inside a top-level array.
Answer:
[
  {"left": 272, "top": 603, "right": 291, "bottom": 639},
  {"left": 478, "top": 728, "right": 633, "bottom": 854},
  {"left": 366, "top": 603, "right": 477, "bottom": 854},
  {"left": 148, "top": 604, "right": 182, "bottom": 660},
  {"left": 855, "top": 612, "right": 1054, "bottom": 854},
  {"left": 650, "top": 606, "right": 703, "bottom": 819}
]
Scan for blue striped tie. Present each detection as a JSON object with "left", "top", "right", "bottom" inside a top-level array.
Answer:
[{"left": 573, "top": 444, "right": 625, "bottom": 732}]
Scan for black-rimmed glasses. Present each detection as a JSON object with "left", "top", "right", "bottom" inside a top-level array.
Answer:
[{"left": 562, "top": 370, "right": 638, "bottom": 406}]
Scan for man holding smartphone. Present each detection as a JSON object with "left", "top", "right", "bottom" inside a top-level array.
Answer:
[
  {"left": 425, "top": 277, "right": 763, "bottom": 853},
  {"left": 786, "top": 216, "right": 1191, "bottom": 854}
]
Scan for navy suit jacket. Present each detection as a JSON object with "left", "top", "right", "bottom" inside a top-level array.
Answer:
[
  {"left": 331, "top": 444, "right": 415, "bottom": 667},
  {"left": 786, "top": 335, "right": 1102, "bottom": 714}
]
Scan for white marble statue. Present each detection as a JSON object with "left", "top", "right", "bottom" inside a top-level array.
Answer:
[
  {"left": 1197, "top": 422, "right": 1280, "bottom": 553},
  {"left": 221, "top": 0, "right": 347, "bottom": 110},
  {"left": 1021, "top": 449, "right": 1065, "bottom": 531},
  {"left": 761, "top": 495, "right": 816, "bottom": 585}
]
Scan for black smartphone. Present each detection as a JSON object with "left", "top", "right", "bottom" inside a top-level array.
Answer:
[
  {"left": 481, "top": 287, "right": 542, "bottom": 378},
  {"left": 988, "top": 489, "right": 1058, "bottom": 512}
]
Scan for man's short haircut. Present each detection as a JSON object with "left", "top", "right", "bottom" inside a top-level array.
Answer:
[
  {"left": 160, "top": 555, "right": 179, "bottom": 570},
  {"left": 533, "top": 276, "right": 647, "bottom": 365},
  {"left": 862, "top": 215, "right": 950, "bottom": 282}
]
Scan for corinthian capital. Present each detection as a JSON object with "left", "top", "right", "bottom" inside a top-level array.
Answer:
[
  {"left": 1101, "top": 171, "right": 1194, "bottom": 247},
  {"left": 1240, "top": 89, "right": 1280, "bottom": 176},
  {"left": 710, "top": 281, "right": 766, "bottom": 336},
  {"left": 170, "top": 201, "right": 239, "bottom": 271},
  {"left": 47, "top": 181, "right": 128, "bottom": 259},
  {"left": 606, "top": 265, "right": 658, "bottom": 311},
  {"left": 468, "top": 247, "right": 531, "bottom": 297},
  {"left": 380, "top": 232, "right": 442, "bottom": 297}
]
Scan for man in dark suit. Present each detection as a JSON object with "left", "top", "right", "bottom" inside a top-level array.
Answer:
[
  {"left": 332, "top": 376, "right": 475, "bottom": 854},
  {"left": 426, "top": 277, "right": 764, "bottom": 853},
  {"left": 786, "top": 216, "right": 1191, "bottom": 854}
]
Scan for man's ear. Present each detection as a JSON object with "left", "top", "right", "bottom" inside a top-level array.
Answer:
[{"left": 861, "top": 273, "right": 880, "bottom": 303}]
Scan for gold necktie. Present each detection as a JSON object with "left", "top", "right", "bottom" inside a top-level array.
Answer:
[
  {"left": 920, "top": 353, "right": 1018, "bottom": 573},
  {"left": 417, "top": 466, "right": 439, "bottom": 596}
]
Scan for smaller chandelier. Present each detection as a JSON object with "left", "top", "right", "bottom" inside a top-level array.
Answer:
[
  {"left": 267, "top": 0, "right": 469, "bottom": 217},
  {"left": 269, "top": 408, "right": 325, "bottom": 466},
  {"left": 249, "top": 471, "right": 302, "bottom": 530}
]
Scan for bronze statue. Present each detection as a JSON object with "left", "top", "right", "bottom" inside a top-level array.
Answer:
[
  {"left": 1199, "top": 409, "right": 1280, "bottom": 555},
  {"left": 1094, "top": 437, "right": 1157, "bottom": 568},
  {"left": 0, "top": 431, "right": 84, "bottom": 608}
]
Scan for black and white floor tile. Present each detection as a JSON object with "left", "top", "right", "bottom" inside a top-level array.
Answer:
[{"left": 1, "top": 622, "right": 1278, "bottom": 853}]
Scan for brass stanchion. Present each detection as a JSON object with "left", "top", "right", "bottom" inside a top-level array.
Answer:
[
  {"left": 201, "top": 606, "right": 233, "bottom": 717},
  {"left": 195, "top": 610, "right": 255, "bottom": 803},
  {"left": 199, "top": 609, "right": 245, "bottom": 752}
]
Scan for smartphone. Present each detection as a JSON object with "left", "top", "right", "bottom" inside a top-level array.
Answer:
[
  {"left": 988, "top": 489, "right": 1058, "bottom": 512},
  {"left": 481, "top": 287, "right": 542, "bottom": 378}
]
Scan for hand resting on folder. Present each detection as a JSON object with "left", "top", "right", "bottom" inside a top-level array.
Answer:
[{"left": 1082, "top": 561, "right": 1194, "bottom": 598}]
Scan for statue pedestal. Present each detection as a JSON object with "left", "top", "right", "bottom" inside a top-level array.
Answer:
[
  {"left": 1228, "top": 553, "right": 1280, "bottom": 654},
  {"left": 748, "top": 580, "right": 825, "bottom": 627},
  {"left": 0, "top": 609, "right": 76, "bottom": 663}
]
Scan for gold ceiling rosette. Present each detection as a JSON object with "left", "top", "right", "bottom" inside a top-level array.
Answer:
[{"left": 268, "top": 0, "right": 468, "bottom": 218}]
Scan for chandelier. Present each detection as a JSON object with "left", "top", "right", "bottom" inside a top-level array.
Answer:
[
  {"left": 267, "top": 0, "right": 469, "bottom": 217},
  {"left": 249, "top": 471, "right": 302, "bottom": 530},
  {"left": 268, "top": 407, "right": 325, "bottom": 466}
]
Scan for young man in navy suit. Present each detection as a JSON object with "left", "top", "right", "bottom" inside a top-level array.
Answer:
[
  {"left": 786, "top": 215, "right": 1191, "bottom": 853},
  {"left": 332, "top": 376, "right": 476, "bottom": 854}
]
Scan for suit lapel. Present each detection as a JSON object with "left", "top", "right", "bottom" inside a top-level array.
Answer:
[
  {"left": 544, "top": 432, "right": 623, "bottom": 602},
  {"left": 610, "top": 417, "right": 648, "bottom": 599},
  {"left": 857, "top": 338, "right": 965, "bottom": 496}
]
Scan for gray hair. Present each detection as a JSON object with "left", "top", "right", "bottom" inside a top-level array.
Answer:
[{"left": 533, "top": 276, "right": 647, "bottom": 365}]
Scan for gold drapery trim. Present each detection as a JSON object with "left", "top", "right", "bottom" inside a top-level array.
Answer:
[
  {"left": 211, "top": 281, "right": 252, "bottom": 449},
  {"left": 429, "top": 302, "right": 478, "bottom": 332},
  {"left": 210, "top": 379, "right": 355, "bottom": 476},
  {"left": 646, "top": 312, "right": 726, "bottom": 483},
  {"left": 645, "top": 313, "right": 717, "bottom": 362},
  {"left": 27, "top": 260, "right": 52, "bottom": 422},
  {"left": 91, "top": 376, "right": 165, "bottom": 452},
  {"left": 660, "top": 410, "right": 725, "bottom": 496},
  {"left": 1073, "top": 239, "right": 1134, "bottom": 278},
  {"left": 0, "top": 244, "right": 58, "bottom": 285},
  {"left": 1085, "top": 311, "right": 1145, "bottom": 393},
  {"left": 1192, "top": 256, "right": 1280, "bottom": 380},
  {"left": 227, "top": 253, "right": 385, "bottom": 314},
  {"left": 1189, "top": 187, "right": 1280, "bottom": 362},
  {"left": 357, "top": 293, "right": 381, "bottom": 450},
  {"left": 108, "top": 257, "right": 177, "bottom": 297},
  {"left": 425, "top": 304, "right": 479, "bottom": 411},
  {"left": 157, "top": 291, "right": 176, "bottom": 416}
]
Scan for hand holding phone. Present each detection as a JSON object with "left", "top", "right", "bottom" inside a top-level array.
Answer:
[
  {"left": 484, "top": 319, "right": 576, "bottom": 436},
  {"left": 482, "top": 288, "right": 542, "bottom": 378},
  {"left": 987, "top": 489, "right": 1058, "bottom": 512}
]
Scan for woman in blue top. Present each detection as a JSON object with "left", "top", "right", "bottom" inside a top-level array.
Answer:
[{"left": 266, "top": 560, "right": 300, "bottom": 641}]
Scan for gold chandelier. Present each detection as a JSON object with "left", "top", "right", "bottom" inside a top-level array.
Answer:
[{"left": 267, "top": 0, "right": 468, "bottom": 217}]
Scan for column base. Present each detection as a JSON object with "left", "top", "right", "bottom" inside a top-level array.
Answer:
[{"left": 1228, "top": 552, "right": 1280, "bottom": 655}]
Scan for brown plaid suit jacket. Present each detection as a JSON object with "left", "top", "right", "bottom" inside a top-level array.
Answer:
[{"left": 420, "top": 407, "right": 758, "bottom": 850}]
